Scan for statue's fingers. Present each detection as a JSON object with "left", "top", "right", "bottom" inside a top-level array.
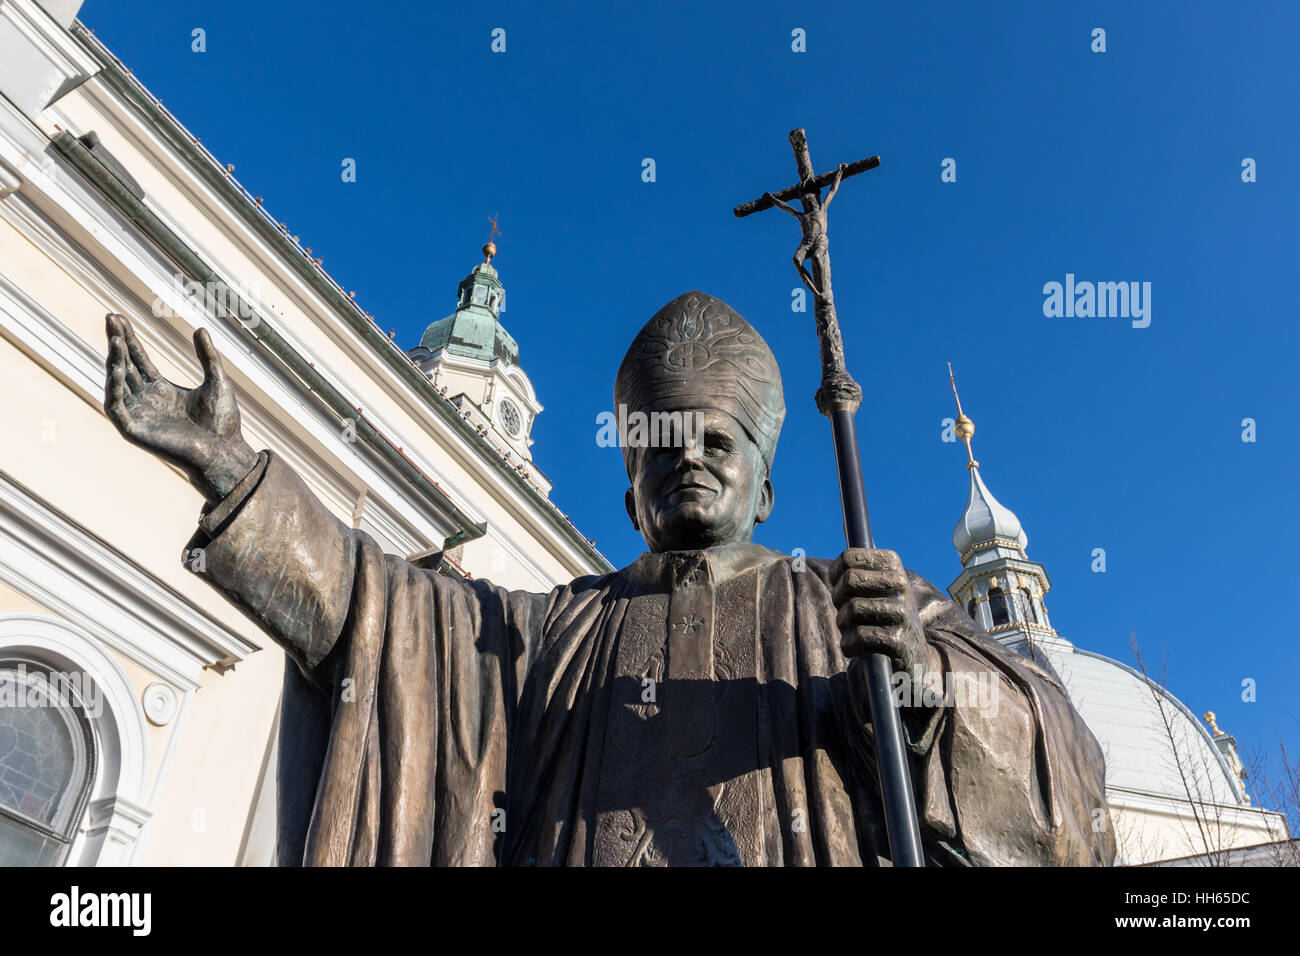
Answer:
[
  {"left": 831, "top": 567, "right": 908, "bottom": 607},
  {"left": 194, "top": 328, "right": 226, "bottom": 387},
  {"left": 104, "top": 355, "right": 133, "bottom": 426},
  {"left": 106, "top": 318, "right": 134, "bottom": 387},
  {"left": 831, "top": 547, "right": 900, "bottom": 581},
  {"left": 859, "top": 548, "right": 902, "bottom": 573},
  {"left": 829, "top": 547, "right": 870, "bottom": 583},
  {"left": 113, "top": 314, "right": 162, "bottom": 382},
  {"left": 105, "top": 332, "right": 128, "bottom": 377},
  {"left": 124, "top": 361, "right": 145, "bottom": 396},
  {"left": 841, "top": 625, "right": 898, "bottom": 660},
  {"left": 836, "top": 596, "right": 906, "bottom": 632}
]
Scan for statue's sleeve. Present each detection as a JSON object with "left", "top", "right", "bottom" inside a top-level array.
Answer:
[
  {"left": 898, "top": 572, "right": 1117, "bottom": 867},
  {"left": 183, "top": 449, "right": 551, "bottom": 865},
  {"left": 182, "top": 449, "right": 550, "bottom": 681},
  {"left": 182, "top": 450, "right": 359, "bottom": 676}
]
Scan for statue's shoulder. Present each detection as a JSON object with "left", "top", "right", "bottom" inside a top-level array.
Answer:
[
  {"left": 906, "top": 569, "right": 957, "bottom": 612},
  {"left": 744, "top": 545, "right": 800, "bottom": 574},
  {"left": 564, "top": 570, "right": 619, "bottom": 595}
]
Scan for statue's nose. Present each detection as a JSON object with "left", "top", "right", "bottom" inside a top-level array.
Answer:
[{"left": 667, "top": 445, "right": 705, "bottom": 474}]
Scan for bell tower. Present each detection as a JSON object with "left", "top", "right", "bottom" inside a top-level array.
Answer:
[
  {"left": 407, "top": 229, "right": 548, "bottom": 492},
  {"left": 945, "top": 366, "right": 1067, "bottom": 660}
]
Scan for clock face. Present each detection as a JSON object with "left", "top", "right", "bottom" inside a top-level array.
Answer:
[{"left": 498, "top": 398, "right": 523, "bottom": 438}]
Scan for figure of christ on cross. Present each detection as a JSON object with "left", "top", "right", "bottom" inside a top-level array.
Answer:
[{"left": 764, "top": 162, "right": 847, "bottom": 298}]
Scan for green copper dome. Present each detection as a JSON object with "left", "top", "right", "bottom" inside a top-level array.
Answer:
[{"left": 418, "top": 261, "right": 519, "bottom": 366}]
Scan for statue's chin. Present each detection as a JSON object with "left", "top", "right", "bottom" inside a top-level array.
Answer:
[{"left": 646, "top": 502, "right": 747, "bottom": 553}]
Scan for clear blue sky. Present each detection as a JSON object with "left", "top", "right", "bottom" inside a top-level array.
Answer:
[{"left": 82, "top": 2, "right": 1299, "bottom": 779}]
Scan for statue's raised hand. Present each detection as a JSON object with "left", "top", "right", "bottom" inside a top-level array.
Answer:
[{"left": 104, "top": 313, "right": 257, "bottom": 503}]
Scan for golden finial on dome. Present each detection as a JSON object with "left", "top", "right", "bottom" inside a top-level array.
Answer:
[
  {"left": 948, "top": 362, "right": 978, "bottom": 470},
  {"left": 1203, "top": 711, "right": 1221, "bottom": 735},
  {"left": 483, "top": 213, "right": 502, "bottom": 264}
]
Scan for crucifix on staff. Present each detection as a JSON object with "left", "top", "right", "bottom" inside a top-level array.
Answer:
[{"left": 735, "top": 129, "right": 927, "bottom": 866}]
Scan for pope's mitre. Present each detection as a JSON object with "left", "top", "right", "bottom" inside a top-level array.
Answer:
[{"left": 614, "top": 291, "right": 786, "bottom": 473}]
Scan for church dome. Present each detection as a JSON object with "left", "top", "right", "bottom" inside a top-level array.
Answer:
[
  {"left": 952, "top": 466, "right": 1028, "bottom": 556},
  {"left": 417, "top": 258, "right": 519, "bottom": 366},
  {"left": 1041, "top": 645, "right": 1245, "bottom": 809},
  {"left": 418, "top": 310, "right": 519, "bottom": 366}
]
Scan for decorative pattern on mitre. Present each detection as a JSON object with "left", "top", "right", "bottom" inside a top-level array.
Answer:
[{"left": 614, "top": 291, "right": 785, "bottom": 468}]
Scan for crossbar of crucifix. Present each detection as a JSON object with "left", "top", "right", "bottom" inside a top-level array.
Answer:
[{"left": 733, "top": 152, "right": 880, "bottom": 218}]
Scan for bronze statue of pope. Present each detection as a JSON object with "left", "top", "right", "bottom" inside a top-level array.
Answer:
[{"left": 103, "top": 290, "right": 1114, "bottom": 867}]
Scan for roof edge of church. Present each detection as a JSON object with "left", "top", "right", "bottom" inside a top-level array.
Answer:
[{"left": 69, "top": 22, "right": 612, "bottom": 575}]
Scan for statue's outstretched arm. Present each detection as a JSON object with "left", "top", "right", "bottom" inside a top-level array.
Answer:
[
  {"left": 104, "top": 313, "right": 542, "bottom": 680},
  {"left": 103, "top": 314, "right": 353, "bottom": 670}
]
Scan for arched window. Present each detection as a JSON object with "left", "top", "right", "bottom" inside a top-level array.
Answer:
[
  {"left": 1022, "top": 589, "right": 1039, "bottom": 624},
  {"left": 0, "top": 659, "right": 95, "bottom": 866},
  {"left": 966, "top": 598, "right": 979, "bottom": 622},
  {"left": 987, "top": 587, "right": 1010, "bottom": 627}
]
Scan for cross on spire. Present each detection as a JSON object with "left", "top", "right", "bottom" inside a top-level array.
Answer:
[
  {"left": 483, "top": 213, "right": 502, "bottom": 263},
  {"left": 948, "top": 363, "right": 979, "bottom": 470}
]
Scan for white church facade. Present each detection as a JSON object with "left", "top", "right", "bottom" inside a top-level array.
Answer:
[
  {"left": 0, "top": 0, "right": 1290, "bottom": 866},
  {"left": 0, "top": 0, "right": 608, "bottom": 865}
]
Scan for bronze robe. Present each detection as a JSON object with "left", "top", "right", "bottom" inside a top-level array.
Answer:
[{"left": 186, "top": 451, "right": 1115, "bottom": 867}]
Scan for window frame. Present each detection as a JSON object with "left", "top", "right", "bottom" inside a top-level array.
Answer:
[
  {"left": 0, "top": 614, "right": 153, "bottom": 866},
  {"left": 0, "top": 655, "right": 98, "bottom": 865}
]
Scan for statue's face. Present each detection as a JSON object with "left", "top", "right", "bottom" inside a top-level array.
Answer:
[{"left": 625, "top": 408, "right": 774, "bottom": 553}]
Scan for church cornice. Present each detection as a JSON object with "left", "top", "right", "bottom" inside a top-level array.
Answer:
[
  {"left": 0, "top": 469, "right": 259, "bottom": 687},
  {"left": 957, "top": 537, "right": 1031, "bottom": 565},
  {"left": 986, "top": 620, "right": 1058, "bottom": 638}
]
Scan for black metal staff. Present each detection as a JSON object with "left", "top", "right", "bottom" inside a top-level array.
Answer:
[{"left": 735, "top": 129, "right": 925, "bottom": 867}]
